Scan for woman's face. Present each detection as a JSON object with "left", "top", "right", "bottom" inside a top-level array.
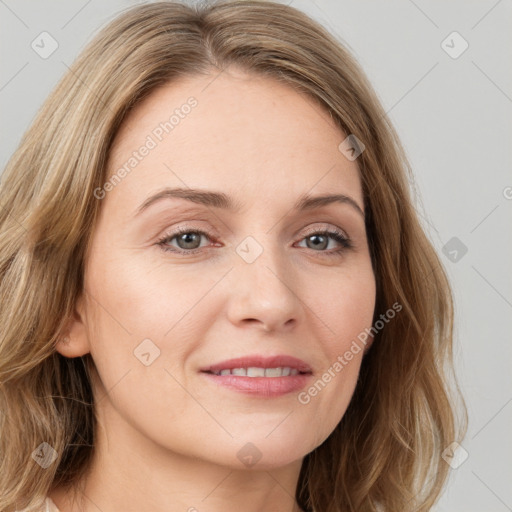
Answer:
[{"left": 65, "top": 68, "right": 376, "bottom": 470}]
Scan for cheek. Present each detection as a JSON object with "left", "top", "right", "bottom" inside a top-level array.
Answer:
[
  {"left": 310, "top": 262, "right": 376, "bottom": 351},
  {"left": 294, "top": 265, "right": 375, "bottom": 440},
  {"left": 83, "top": 250, "right": 221, "bottom": 411},
  {"left": 87, "top": 248, "right": 220, "bottom": 342},
  {"left": 83, "top": 254, "right": 206, "bottom": 441}
]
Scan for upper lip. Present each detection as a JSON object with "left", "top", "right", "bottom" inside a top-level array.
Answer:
[{"left": 200, "top": 355, "right": 313, "bottom": 374}]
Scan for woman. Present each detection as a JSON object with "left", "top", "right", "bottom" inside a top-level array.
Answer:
[{"left": 0, "top": 1, "right": 467, "bottom": 511}]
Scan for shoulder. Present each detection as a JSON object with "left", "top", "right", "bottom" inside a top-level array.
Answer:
[
  {"left": 15, "top": 496, "right": 61, "bottom": 512},
  {"left": 46, "top": 497, "right": 61, "bottom": 512}
]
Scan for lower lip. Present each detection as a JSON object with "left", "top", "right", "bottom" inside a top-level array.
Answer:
[{"left": 200, "top": 372, "right": 312, "bottom": 397}]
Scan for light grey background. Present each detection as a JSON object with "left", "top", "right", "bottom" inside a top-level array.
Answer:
[{"left": 1, "top": 1, "right": 511, "bottom": 510}]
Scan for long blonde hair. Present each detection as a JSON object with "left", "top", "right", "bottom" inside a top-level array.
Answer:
[{"left": 0, "top": 1, "right": 467, "bottom": 511}]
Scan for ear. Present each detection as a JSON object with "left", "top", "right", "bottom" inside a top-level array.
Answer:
[{"left": 55, "top": 293, "right": 91, "bottom": 358}]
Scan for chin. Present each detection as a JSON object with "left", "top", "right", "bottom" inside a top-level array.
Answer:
[{"left": 228, "top": 434, "right": 315, "bottom": 470}]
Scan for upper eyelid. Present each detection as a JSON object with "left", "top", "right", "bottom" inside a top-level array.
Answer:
[
  {"left": 160, "top": 222, "right": 350, "bottom": 238},
  {"left": 301, "top": 223, "right": 349, "bottom": 237}
]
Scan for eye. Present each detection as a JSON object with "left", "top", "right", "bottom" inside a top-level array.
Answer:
[
  {"left": 156, "top": 225, "right": 353, "bottom": 257},
  {"left": 157, "top": 227, "right": 214, "bottom": 255},
  {"left": 295, "top": 227, "right": 353, "bottom": 257}
]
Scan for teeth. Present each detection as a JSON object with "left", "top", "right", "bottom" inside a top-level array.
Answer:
[
  {"left": 264, "top": 367, "right": 282, "bottom": 377},
  {"left": 212, "top": 367, "right": 302, "bottom": 377},
  {"left": 247, "top": 367, "right": 266, "bottom": 377}
]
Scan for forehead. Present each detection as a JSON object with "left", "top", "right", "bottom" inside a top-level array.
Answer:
[{"left": 105, "top": 68, "right": 363, "bottom": 215}]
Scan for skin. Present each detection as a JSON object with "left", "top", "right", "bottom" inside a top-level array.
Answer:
[{"left": 51, "top": 67, "right": 376, "bottom": 512}]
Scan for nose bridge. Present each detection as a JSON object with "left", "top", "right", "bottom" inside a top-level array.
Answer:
[{"left": 226, "top": 231, "right": 300, "bottom": 329}]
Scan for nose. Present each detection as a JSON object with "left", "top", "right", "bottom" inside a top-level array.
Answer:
[{"left": 225, "top": 240, "right": 301, "bottom": 333}]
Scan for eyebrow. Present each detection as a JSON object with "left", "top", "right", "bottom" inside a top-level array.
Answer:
[{"left": 134, "top": 187, "right": 364, "bottom": 218}]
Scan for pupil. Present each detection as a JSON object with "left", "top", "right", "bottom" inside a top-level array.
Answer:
[
  {"left": 308, "top": 234, "right": 327, "bottom": 250},
  {"left": 179, "top": 233, "right": 200, "bottom": 249}
]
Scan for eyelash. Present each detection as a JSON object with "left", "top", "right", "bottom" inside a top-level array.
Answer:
[{"left": 156, "top": 225, "right": 353, "bottom": 258}]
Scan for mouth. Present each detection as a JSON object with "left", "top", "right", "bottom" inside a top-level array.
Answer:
[
  {"left": 199, "top": 354, "right": 313, "bottom": 376},
  {"left": 202, "top": 367, "right": 310, "bottom": 377},
  {"left": 199, "top": 355, "right": 313, "bottom": 396}
]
